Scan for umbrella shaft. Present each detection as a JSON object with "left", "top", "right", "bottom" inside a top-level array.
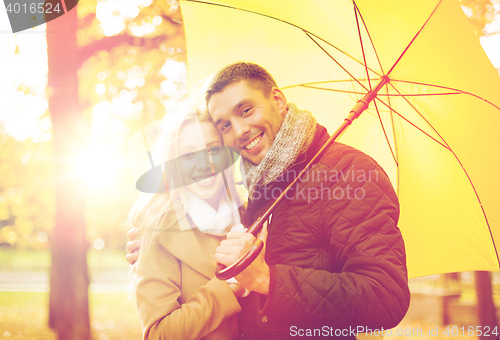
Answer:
[
  {"left": 346, "top": 101, "right": 368, "bottom": 124},
  {"left": 347, "top": 75, "right": 390, "bottom": 123}
]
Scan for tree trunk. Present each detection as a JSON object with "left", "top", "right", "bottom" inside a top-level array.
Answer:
[
  {"left": 475, "top": 271, "right": 498, "bottom": 340},
  {"left": 442, "top": 273, "right": 461, "bottom": 325},
  {"left": 47, "top": 7, "right": 91, "bottom": 340}
]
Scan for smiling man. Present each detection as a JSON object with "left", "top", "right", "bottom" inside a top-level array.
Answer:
[
  {"left": 208, "top": 74, "right": 286, "bottom": 166},
  {"left": 209, "top": 62, "right": 410, "bottom": 339}
]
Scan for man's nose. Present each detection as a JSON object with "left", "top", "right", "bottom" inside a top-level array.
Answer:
[{"left": 232, "top": 120, "right": 250, "bottom": 141}]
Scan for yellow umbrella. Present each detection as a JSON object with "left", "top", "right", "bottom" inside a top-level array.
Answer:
[{"left": 179, "top": 0, "right": 500, "bottom": 278}]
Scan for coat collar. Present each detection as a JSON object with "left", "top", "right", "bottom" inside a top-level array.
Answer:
[{"left": 153, "top": 211, "right": 223, "bottom": 280}]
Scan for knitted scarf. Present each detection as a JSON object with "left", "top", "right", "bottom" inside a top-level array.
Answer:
[{"left": 241, "top": 103, "right": 316, "bottom": 200}]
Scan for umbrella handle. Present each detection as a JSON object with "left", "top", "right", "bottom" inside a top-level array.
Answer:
[{"left": 215, "top": 218, "right": 265, "bottom": 280}]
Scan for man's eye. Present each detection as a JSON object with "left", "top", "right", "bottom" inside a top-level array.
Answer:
[
  {"left": 241, "top": 107, "right": 252, "bottom": 116},
  {"left": 221, "top": 123, "right": 230, "bottom": 131}
]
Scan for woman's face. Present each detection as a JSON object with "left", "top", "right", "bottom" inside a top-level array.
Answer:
[{"left": 178, "top": 121, "right": 225, "bottom": 204}]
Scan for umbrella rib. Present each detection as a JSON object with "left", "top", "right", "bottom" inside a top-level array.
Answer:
[
  {"left": 287, "top": 84, "right": 461, "bottom": 97},
  {"left": 384, "top": 83, "right": 400, "bottom": 195},
  {"left": 354, "top": 0, "right": 385, "bottom": 76},
  {"left": 303, "top": 32, "right": 382, "bottom": 79},
  {"left": 385, "top": 92, "right": 462, "bottom": 97},
  {"left": 386, "top": 0, "right": 444, "bottom": 77},
  {"left": 298, "top": 85, "right": 365, "bottom": 95},
  {"left": 383, "top": 82, "right": 448, "bottom": 145},
  {"left": 349, "top": 78, "right": 361, "bottom": 103},
  {"left": 391, "top": 80, "right": 500, "bottom": 111},
  {"left": 353, "top": 2, "right": 372, "bottom": 91},
  {"left": 374, "top": 97, "right": 449, "bottom": 150},
  {"left": 387, "top": 81, "right": 459, "bottom": 150},
  {"left": 280, "top": 79, "right": 371, "bottom": 94},
  {"left": 304, "top": 31, "right": 370, "bottom": 93},
  {"left": 281, "top": 79, "right": 375, "bottom": 86},
  {"left": 372, "top": 98, "right": 398, "bottom": 167}
]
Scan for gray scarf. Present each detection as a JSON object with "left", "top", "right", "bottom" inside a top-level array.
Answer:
[{"left": 241, "top": 103, "right": 316, "bottom": 200}]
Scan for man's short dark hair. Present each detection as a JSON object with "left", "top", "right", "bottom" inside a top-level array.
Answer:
[{"left": 205, "top": 62, "right": 278, "bottom": 104}]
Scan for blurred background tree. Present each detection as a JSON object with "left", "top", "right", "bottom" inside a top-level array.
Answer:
[
  {"left": 0, "top": 0, "right": 187, "bottom": 253},
  {"left": 76, "top": 0, "right": 187, "bottom": 252},
  {"left": 460, "top": 0, "right": 500, "bottom": 36},
  {"left": 1, "top": 0, "right": 187, "bottom": 338},
  {"left": 47, "top": 1, "right": 187, "bottom": 338},
  {"left": 0, "top": 134, "right": 54, "bottom": 250},
  {"left": 46, "top": 5, "right": 90, "bottom": 340}
]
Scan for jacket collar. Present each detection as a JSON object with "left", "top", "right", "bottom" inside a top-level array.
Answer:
[{"left": 154, "top": 211, "right": 222, "bottom": 280}]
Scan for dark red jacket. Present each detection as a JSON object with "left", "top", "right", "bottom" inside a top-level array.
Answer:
[{"left": 238, "top": 124, "right": 410, "bottom": 339}]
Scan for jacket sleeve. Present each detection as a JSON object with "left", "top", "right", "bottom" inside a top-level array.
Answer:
[
  {"left": 259, "top": 151, "right": 410, "bottom": 328},
  {"left": 134, "top": 232, "right": 241, "bottom": 340}
]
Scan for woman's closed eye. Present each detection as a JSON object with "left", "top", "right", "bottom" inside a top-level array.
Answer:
[
  {"left": 180, "top": 152, "right": 195, "bottom": 159},
  {"left": 208, "top": 146, "right": 221, "bottom": 155}
]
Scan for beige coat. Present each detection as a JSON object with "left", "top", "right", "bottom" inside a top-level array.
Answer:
[{"left": 134, "top": 210, "right": 241, "bottom": 340}]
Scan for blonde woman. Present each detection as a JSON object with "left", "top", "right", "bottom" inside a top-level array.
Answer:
[{"left": 129, "top": 93, "right": 247, "bottom": 340}]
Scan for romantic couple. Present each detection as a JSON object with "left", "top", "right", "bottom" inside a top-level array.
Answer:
[{"left": 126, "top": 62, "right": 410, "bottom": 340}]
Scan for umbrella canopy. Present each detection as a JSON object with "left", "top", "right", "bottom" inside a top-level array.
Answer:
[{"left": 178, "top": 0, "right": 500, "bottom": 278}]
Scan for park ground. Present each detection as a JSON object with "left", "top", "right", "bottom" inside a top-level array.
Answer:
[{"left": 0, "top": 249, "right": 488, "bottom": 340}]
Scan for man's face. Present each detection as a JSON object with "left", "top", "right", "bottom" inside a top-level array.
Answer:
[{"left": 208, "top": 80, "right": 287, "bottom": 165}]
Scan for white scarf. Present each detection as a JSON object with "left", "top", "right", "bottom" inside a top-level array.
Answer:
[{"left": 186, "top": 190, "right": 241, "bottom": 236}]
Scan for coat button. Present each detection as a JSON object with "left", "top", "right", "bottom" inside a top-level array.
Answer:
[{"left": 261, "top": 316, "right": 268, "bottom": 323}]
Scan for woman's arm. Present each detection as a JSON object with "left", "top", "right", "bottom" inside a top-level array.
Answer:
[{"left": 134, "top": 233, "right": 241, "bottom": 340}]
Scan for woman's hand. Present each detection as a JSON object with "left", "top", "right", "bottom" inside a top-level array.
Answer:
[
  {"left": 230, "top": 223, "right": 247, "bottom": 233},
  {"left": 126, "top": 227, "right": 141, "bottom": 265},
  {"left": 227, "top": 282, "right": 247, "bottom": 298}
]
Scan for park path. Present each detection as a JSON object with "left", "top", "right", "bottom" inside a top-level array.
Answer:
[{"left": 0, "top": 269, "right": 131, "bottom": 292}]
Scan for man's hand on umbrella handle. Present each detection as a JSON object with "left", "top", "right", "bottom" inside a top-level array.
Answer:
[
  {"left": 215, "top": 222, "right": 269, "bottom": 295},
  {"left": 126, "top": 227, "right": 141, "bottom": 265}
]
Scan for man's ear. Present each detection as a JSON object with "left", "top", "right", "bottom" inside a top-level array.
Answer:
[{"left": 271, "top": 87, "right": 288, "bottom": 117}]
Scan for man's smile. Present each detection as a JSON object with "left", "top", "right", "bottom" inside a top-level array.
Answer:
[{"left": 242, "top": 133, "right": 263, "bottom": 152}]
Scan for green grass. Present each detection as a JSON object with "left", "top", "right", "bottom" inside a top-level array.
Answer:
[
  {"left": 0, "top": 292, "right": 55, "bottom": 340},
  {"left": 0, "top": 291, "right": 142, "bottom": 340},
  {"left": 0, "top": 248, "right": 129, "bottom": 272},
  {"left": 0, "top": 249, "right": 51, "bottom": 271},
  {"left": 0, "top": 250, "right": 140, "bottom": 339}
]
